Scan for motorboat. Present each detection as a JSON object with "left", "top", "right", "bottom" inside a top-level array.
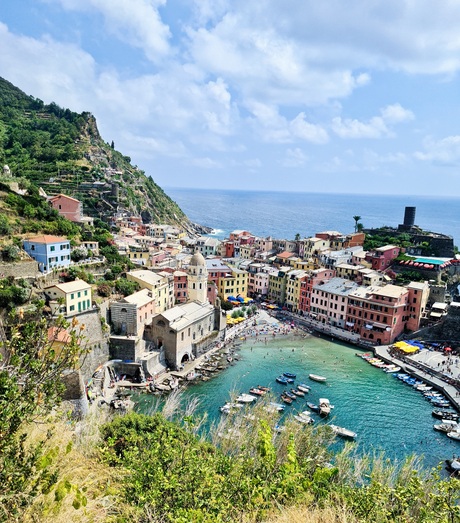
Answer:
[
  {"left": 432, "top": 410, "right": 459, "bottom": 421},
  {"left": 384, "top": 365, "right": 401, "bottom": 373},
  {"left": 276, "top": 376, "right": 289, "bottom": 384},
  {"left": 431, "top": 399, "right": 451, "bottom": 408},
  {"left": 309, "top": 374, "right": 327, "bottom": 383},
  {"left": 319, "top": 398, "right": 331, "bottom": 417},
  {"left": 329, "top": 424, "right": 357, "bottom": 439},
  {"left": 445, "top": 458, "right": 460, "bottom": 476},
  {"left": 297, "top": 383, "right": 311, "bottom": 393},
  {"left": 237, "top": 393, "right": 256, "bottom": 403},
  {"left": 291, "top": 388, "right": 305, "bottom": 397},
  {"left": 433, "top": 420, "right": 459, "bottom": 433},
  {"left": 294, "top": 411, "right": 314, "bottom": 424},
  {"left": 447, "top": 431, "right": 460, "bottom": 441},
  {"left": 415, "top": 384, "right": 432, "bottom": 391},
  {"left": 283, "top": 372, "right": 296, "bottom": 379},
  {"left": 307, "top": 401, "right": 320, "bottom": 412}
]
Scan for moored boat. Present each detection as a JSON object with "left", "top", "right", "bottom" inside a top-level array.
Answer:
[
  {"left": 445, "top": 458, "right": 460, "bottom": 476},
  {"left": 330, "top": 424, "right": 357, "bottom": 439},
  {"left": 294, "top": 411, "right": 314, "bottom": 424},
  {"left": 276, "top": 376, "right": 289, "bottom": 384},
  {"left": 267, "top": 402, "right": 285, "bottom": 412},
  {"left": 309, "top": 374, "right": 327, "bottom": 383},
  {"left": 307, "top": 401, "right": 319, "bottom": 412},
  {"left": 284, "top": 390, "right": 297, "bottom": 400},
  {"left": 220, "top": 402, "right": 244, "bottom": 414},
  {"left": 283, "top": 372, "right": 296, "bottom": 379},
  {"left": 237, "top": 393, "right": 256, "bottom": 403},
  {"left": 249, "top": 387, "right": 266, "bottom": 396},
  {"left": 280, "top": 393, "right": 293, "bottom": 405},
  {"left": 433, "top": 420, "right": 458, "bottom": 432},
  {"left": 446, "top": 430, "right": 460, "bottom": 441},
  {"left": 319, "top": 398, "right": 331, "bottom": 417},
  {"left": 432, "top": 409, "right": 459, "bottom": 421},
  {"left": 297, "top": 383, "right": 311, "bottom": 392},
  {"left": 291, "top": 388, "right": 305, "bottom": 397}
]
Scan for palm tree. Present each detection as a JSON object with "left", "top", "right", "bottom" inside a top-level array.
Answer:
[{"left": 353, "top": 215, "right": 361, "bottom": 232}]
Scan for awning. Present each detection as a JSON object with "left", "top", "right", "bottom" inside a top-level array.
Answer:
[
  {"left": 346, "top": 322, "right": 355, "bottom": 327},
  {"left": 372, "top": 322, "right": 387, "bottom": 329},
  {"left": 430, "top": 312, "right": 443, "bottom": 318},
  {"left": 365, "top": 324, "right": 373, "bottom": 329}
]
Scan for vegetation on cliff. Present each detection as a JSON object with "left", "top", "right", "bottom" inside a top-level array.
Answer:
[{"left": 0, "top": 77, "right": 187, "bottom": 227}]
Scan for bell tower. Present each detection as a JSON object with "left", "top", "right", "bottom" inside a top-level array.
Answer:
[{"left": 187, "top": 251, "right": 208, "bottom": 304}]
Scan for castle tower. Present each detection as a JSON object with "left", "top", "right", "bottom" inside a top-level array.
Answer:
[{"left": 187, "top": 251, "right": 208, "bottom": 304}]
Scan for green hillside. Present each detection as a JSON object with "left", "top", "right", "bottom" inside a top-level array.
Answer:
[{"left": 0, "top": 77, "right": 189, "bottom": 228}]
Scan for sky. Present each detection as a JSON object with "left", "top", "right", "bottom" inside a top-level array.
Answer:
[{"left": 1, "top": 1, "right": 460, "bottom": 196}]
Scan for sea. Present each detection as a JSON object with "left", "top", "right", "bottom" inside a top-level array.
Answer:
[
  {"left": 135, "top": 188, "right": 460, "bottom": 471},
  {"left": 166, "top": 188, "right": 460, "bottom": 247}
]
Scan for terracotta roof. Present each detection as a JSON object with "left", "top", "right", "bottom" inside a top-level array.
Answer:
[
  {"left": 277, "top": 251, "right": 295, "bottom": 259},
  {"left": 25, "top": 235, "right": 69, "bottom": 244},
  {"left": 49, "top": 193, "right": 81, "bottom": 203}
]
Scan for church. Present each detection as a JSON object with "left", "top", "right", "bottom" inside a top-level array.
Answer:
[{"left": 145, "top": 251, "right": 227, "bottom": 370}]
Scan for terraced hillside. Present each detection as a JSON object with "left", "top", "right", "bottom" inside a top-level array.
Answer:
[{"left": 0, "top": 77, "right": 190, "bottom": 229}]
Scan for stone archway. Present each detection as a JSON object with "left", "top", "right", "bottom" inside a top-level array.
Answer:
[{"left": 181, "top": 353, "right": 190, "bottom": 364}]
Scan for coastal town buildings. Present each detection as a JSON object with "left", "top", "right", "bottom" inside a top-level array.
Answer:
[
  {"left": 110, "top": 288, "right": 156, "bottom": 337},
  {"left": 126, "top": 269, "right": 174, "bottom": 313}
]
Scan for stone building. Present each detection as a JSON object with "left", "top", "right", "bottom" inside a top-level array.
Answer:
[{"left": 146, "top": 252, "right": 226, "bottom": 369}]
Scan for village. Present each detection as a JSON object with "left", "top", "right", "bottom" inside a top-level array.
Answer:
[{"left": 1, "top": 190, "right": 460, "bottom": 415}]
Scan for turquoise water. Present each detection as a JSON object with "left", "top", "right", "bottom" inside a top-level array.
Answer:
[{"left": 136, "top": 334, "right": 460, "bottom": 471}]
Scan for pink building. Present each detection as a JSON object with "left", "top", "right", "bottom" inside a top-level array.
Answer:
[
  {"left": 310, "top": 277, "right": 359, "bottom": 327},
  {"left": 346, "top": 284, "right": 409, "bottom": 345},
  {"left": 173, "top": 270, "right": 188, "bottom": 304},
  {"left": 49, "top": 194, "right": 82, "bottom": 222},
  {"left": 299, "top": 268, "right": 335, "bottom": 313},
  {"left": 366, "top": 245, "right": 400, "bottom": 271}
]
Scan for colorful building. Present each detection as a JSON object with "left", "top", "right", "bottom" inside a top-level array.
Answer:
[
  {"left": 23, "top": 235, "right": 71, "bottom": 273},
  {"left": 44, "top": 279, "right": 92, "bottom": 317}
]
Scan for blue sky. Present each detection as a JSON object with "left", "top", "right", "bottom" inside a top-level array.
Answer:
[{"left": 1, "top": 1, "right": 460, "bottom": 196}]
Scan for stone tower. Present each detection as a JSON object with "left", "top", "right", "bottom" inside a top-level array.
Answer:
[{"left": 187, "top": 251, "right": 208, "bottom": 304}]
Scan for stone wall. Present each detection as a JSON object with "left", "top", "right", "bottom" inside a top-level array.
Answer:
[
  {"left": 77, "top": 308, "right": 110, "bottom": 382},
  {"left": 0, "top": 260, "right": 39, "bottom": 279}
]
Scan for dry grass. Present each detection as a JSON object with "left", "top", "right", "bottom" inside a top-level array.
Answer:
[
  {"left": 261, "top": 504, "right": 360, "bottom": 523},
  {"left": 21, "top": 409, "right": 130, "bottom": 523}
]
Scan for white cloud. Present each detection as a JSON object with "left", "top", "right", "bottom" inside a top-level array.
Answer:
[
  {"left": 190, "top": 157, "right": 222, "bottom": 169},
  {"left": 331, "top": 103, "right": 414, "bottom": 139},
  {"left": 381, "top": 103, "right": 414, "bottom": 123},
  {"left": 282, "top": 148, "right": 308, "bottom": 168},
  {"left": 415, "top": 135, "right": 460, "bottom": 165},
  {"left": 54, "top": 0, "right": 172, "bottom": 62}
]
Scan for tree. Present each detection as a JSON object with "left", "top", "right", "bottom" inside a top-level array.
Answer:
[
  {"left": 353, "top": 215, "right": 361, "bottom": 233},
  {"left": 0, "top": 308, "right": 87, "bottom": 520},
  {"left": 294, "top": 233, "right": 301, "bottom": 241}
]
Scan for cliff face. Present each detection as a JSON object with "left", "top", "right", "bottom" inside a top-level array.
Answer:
[{"left": 0, "top": 77, "right": 193, "bottom": 230}]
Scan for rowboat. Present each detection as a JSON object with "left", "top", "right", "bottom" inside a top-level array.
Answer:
[
  {"left": 319, "top": 398, "right": 331, "bottom": 417},
  {"left": 297, "top": 383, "right": 311, "bottom": 393},
  {"left": 309, "top": 374, "right": 327, "bottom": 383},
  {"left": 283, "top": 372, "right": 296, "bottom": 379}
]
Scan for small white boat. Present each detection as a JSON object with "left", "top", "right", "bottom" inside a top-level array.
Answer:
[
  {"left": 384, "top": 365, "right": 401, "bottom": 373},
  {"left": 309, "top": 374, "right": 327, "bottom": 383},
  {"left": 220, "top": 402, "right": 244, "bottom": 413},
  {"left": 446, "top": 458, "right": 460, "bottom": 475},
  {"left": 434, "top": 420, "right": 458, "bottom": 433},
  {"left": 294, "top": 413, "right": 314, "bottom": 425},
  {"left": 237, "top": 393, "right": 256, "bottom": 403},
  {"left": 319, "top": 398, "right": 331, "bottom": 417},
  {"left": 330, "top": 424, "right": 357, "bottom": 439},
  {"left": 447, "top": 431, "right": 460, "bottom": 441}
]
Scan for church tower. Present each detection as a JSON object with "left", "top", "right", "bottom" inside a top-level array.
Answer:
[{"left": 187, "top": 251, "right": 208, "bottom": 304}]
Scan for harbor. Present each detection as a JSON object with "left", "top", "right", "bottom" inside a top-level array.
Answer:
[{"left": 134, "top": 316, "right": 460, "bottom": 472}]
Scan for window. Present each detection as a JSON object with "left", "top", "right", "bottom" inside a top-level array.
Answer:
[
  {"left": 77, "top": 292, "right": 81, "bottom": 298},
  {"left": 70, "top": 305, "right": 75, "bottom": 311},
  {"left": 71, "top": 293, "right": 74, "bottom": 299},
  {"left": 84, "top": 290, "right": 88, "bottom": 296},
  {"left": 50, "top": 246, "right": 55, "bottom": 252}
]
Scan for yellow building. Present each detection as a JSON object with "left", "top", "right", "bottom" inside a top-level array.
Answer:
[
  {"left": 218, "top": 268, "right": 248, "bottom": 300},
  {"left": 126, "top": 269, "right": 174, "bottom": 313},
  {"left": 44, "top": 279, "right": 92, "bottom": 317},
  {"left": 285, "top": 270, "right": 307, "bottom": 312}
]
